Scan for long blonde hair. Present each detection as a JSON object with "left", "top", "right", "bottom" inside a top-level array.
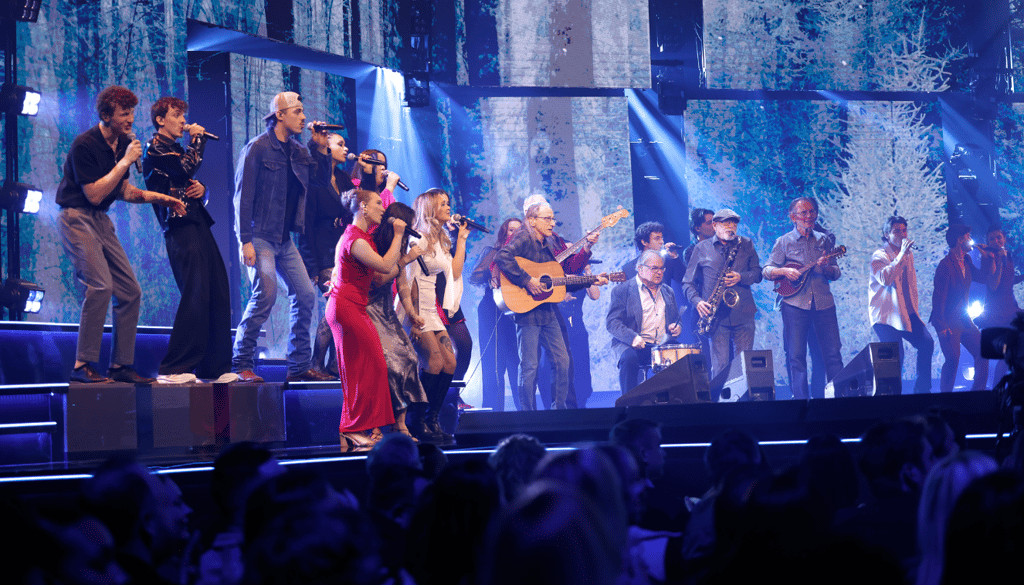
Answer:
[{"left": 413, "top": 188, "right": 452, "bottom": 256}]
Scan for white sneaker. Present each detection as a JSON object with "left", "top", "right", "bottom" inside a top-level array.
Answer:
[
  {"left": 212, "top": 372, "right": 241, "bottom": 384},
  {"left": 156, "top": 373, "right": 197, "bottom": 385}
]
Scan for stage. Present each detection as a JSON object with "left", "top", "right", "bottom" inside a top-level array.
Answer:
[{"left": 0, "top": 320, "right": 1008, "bottom": 508}]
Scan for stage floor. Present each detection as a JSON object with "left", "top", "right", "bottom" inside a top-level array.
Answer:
[{"left": 0, "top": 381, "right": 1006, "bottom": 487}]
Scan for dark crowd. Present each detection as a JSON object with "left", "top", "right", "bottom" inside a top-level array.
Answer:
[{"left": 4, "top": 411, "right": 1024, "bottom": 585}]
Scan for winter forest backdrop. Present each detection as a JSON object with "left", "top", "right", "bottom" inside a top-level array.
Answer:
[{"left": 4, "top": 0, "right": 1024, "bottom": 401}]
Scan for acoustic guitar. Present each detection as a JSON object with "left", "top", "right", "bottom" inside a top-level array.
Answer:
[
  {"left": 497, "top": 263, "right": 627, "bottom": 313},
  {"left": 773, "top": 245, "right": 847, "bottom": 298},
  {"left": 495, "top": 207, "right": 630, "bottom": 313}
]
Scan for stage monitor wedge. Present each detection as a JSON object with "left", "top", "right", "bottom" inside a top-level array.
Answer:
[
  {"left": 713, "top": 349, "right": 775, "bottom": 402},
  {"left": 615, "top": 353, "right": 711, "bottom": 407},
  {"left": 825, "top": 342, "right": 901, "bottom": 397}
]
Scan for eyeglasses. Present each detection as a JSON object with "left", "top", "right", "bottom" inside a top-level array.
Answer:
[
  {"left": 534, "top": 216, "right": 556, "bottom": 223},
  {"left": 642, "top": 265, "right": 665, "bottom": 272},
  {"left": 793, "top": 209, "right": 817, "bottom": 217}
]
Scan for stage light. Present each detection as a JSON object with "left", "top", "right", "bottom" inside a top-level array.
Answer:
[
  {"left": 1, "top": 0, "right": 41, "bottom": 22},
  {"left": 968, "top": 300, "right": 984, "bottom": 320},
  {"left": 1, "top": 180, "right": 43, "bottom": 213},
  {"left": 404, "top": 72, "right": 430, "bottom": 108},
  {"left": 0, "top": 83, "right": 41, "bottom": 116},
  {"left": 1, "top": 278, "right": 45, "bottom": 314}
]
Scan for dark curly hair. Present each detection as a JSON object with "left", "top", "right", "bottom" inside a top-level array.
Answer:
[
  {"left": 95, "top": 86, "right": 138, "bottom": 120},
  {"left": 634, "top": 221, "right": 665, "bottom": 252},
  {"left": 150, "top": 96, "right": 188, "bottom": 129}
]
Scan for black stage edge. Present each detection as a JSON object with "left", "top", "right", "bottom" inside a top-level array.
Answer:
[{"left": 454, "top": 392, "right": 1004, "bottom": 448}]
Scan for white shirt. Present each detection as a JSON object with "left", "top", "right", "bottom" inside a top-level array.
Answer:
[
  {"left": 636, "top": 275, "right": 666, "bottom": 344},
  {"left": 869, "top": 242, "right": 919, "bottom": 331}
]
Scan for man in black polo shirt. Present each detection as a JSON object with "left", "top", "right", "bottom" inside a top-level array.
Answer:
[{"left": 56, "top": 86, "right": 186, "bottom": 384}]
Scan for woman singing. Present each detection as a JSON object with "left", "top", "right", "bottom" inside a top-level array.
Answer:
[
  {"left": 352, "top": 149, "right": 400, "bottom": 202},
  {"left": 304, "top": 129, "right": 355, "bottom": 377},
  {"left": 329, "top": 189, "right": 408, "bottom": 451},
  {"left": 369, "top": 202, "right": 429, "bottom": 441},
  {"left": 930, "top": 224, "right": 995, "bottom": 393},
  {"left": 408, "top": 189, "right": 469, "bottom": 444}
]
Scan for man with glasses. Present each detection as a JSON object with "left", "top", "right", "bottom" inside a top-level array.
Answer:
[
  {"left": 682, "top": 209, "right": 762, "bottom": 380},
  {"left": 764, "top": 197, "right": 844, "bottom": 399},
  {"left": 495, "top": 201, "right": 606, "bottom": 410},
  {"left": 607, "top": 250, "right": 683, "bottom": 394}
]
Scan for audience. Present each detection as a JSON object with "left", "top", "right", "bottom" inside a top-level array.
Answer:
[
  {"left": 916, "top": 451, "right": 998, "bottom": 585},
  {"left": 7, "top": 405, "right": 1016, "bottom": 585},
  {"left": 487, "top": 432, "right": 547, "bottom": 505}
]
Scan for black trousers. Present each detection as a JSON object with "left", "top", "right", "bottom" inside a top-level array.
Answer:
[{"left": 159, "top": 221, "right": 233, "bottom": 378}]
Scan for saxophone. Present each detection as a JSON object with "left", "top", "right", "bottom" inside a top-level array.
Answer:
[{"left": 696, "top": 239, "right": 742, "bottom": 336}]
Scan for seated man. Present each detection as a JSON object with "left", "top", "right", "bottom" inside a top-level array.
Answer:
[{"left": 607, "top": 250, "right": 682, "bottom": 394}]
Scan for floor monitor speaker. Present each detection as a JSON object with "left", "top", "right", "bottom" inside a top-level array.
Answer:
[
  {"left": 712, "top": 350, "right": 775, "bottom": 402},
  {"left": 825, "top": 342, "right": 901, "bottom": 397},
  {"left": 615, "top": 353, "right": 711, "bottom": 407}
]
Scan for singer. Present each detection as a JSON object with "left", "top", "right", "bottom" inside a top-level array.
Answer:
[
  {"left": 328, "top": 189, "right": 409, "bottom": 451},
  {"left": 301, "top": 125, "right": 357, "bottom": 378},
  {"left": 869, "top": 215, "right": 934, "bottom": 394},
  {"left": 368, "top": 202, "right": 430, "bottom": 441},
  {"left": 232, "top": 91, "right": 333, "bottom": 384},
  {"left": 140, "top": 97, "right": 237, "bottom": 384},
  {"left": 351, "top": 149, "right": 402, "bottom": 201},
  {"left": 406, "top": 188, "right": 469, "bottom": 444},
  {"left": 55, "top": 86, "right": 185, "bottom": 385}
]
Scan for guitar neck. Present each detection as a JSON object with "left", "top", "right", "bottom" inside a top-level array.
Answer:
[
  {"left": 798, "top": 249, "right": 842, "bottom": 274},
  {"left": 555, "top": 226, "right": 602, "bottom": 263},
  {"left": 551, "top": 274, "right": 600, "bottom": 287}
]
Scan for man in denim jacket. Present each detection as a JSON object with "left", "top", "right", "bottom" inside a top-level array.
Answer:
[{"left": 231, "top": 91, "right": 333, "bottom": 383}]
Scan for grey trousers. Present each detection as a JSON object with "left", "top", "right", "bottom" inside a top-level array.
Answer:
[
  {"left": 709, "top": 320, "right": 755, "bottom": 380},
  {"left": 59, "top": 207, "right": 141, "bottom": 365}
]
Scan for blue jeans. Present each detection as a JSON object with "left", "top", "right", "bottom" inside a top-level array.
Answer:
[
  {"left": 781, "top": 302, "right": 843, "bottom": 399},
  {"left": 517, "top": 314, "right": 570, "bottom": 410},
  {"left": 233, "top": 237, "right": 315, "bottom": 376}
]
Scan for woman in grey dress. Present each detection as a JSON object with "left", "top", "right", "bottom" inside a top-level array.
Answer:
[{"left": 370, "top": 202, "right": 429, "bottom": 439}]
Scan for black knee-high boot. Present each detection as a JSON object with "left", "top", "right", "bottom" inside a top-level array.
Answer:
[
  {"left": 414, "top": 371, "right": 444, "bottom": 442},
  {"left": 433, "top": 370, "right": 456, "bottom": 442}
]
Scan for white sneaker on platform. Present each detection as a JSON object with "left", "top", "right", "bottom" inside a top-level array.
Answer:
[
  {"left": 212, "top": 372, "right": 241, "bottom": 384},
  {"left": 156, "top": 373, "right": 197, "bottom": 385}
]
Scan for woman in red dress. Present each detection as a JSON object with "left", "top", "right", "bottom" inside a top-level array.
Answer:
[{"left": 329, "top": 189, "right": 408, "bottom": 451}]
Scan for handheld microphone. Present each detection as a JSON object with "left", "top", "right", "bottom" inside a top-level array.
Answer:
[
  {"left": 308, "top": 122, "right": 345, "bottom": 132},
  {"left": 452, "top": 214, "right": 491, "bottom": 233},
  {"left": 127, "top": 132, "right": 142, "bottom": 172},
  {"left": 389, "top": 218, "right": 429, "bottom": 273},
  {"left": 383, "top": 170, "right": 409, "bottom": 191},
  {"left": 346, "top": 153, "right": 358, "bottom": 162},
  {"left": 389, "top": 217, "right": 422, "bottom": 239},
  {"left": 358, "top": 157, "right": 386, "bottom": 166},
  {"left": 186, "top": 124, "right": 222, "bottom": 140}
]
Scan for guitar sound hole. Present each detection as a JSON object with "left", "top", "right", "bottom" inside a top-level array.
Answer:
[{"left": 539, "top": 275, "right": 553, "bottom": 292}]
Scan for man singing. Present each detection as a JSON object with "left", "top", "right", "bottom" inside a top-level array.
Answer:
[
  {"left": 869, "top": 215, "right": 933, "bottom": 394},
  {"left": 142, "top": 96, "right": 238, "bottom": 384},
  {"left": 232, "top": 91, "right": 333, "bottom": 383},
  {"left": 764, "top": 197, "right": 844, "bottom": 399},
  {"left": 494, "top": 201, "right": 605, "bottom": 410},
  {"left": 621, "top": 221, "right": 684, "bottom": 285},
  {"left": 682, "top": 209, "right": 762, "bottom": 380},
  {"left": 56, "top": 86, "right": 186, "bottom": 384},
  {"left": 607, "top": 250, "right": 682, "bottom": 394}
]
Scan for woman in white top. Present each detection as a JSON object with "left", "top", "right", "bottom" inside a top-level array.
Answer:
[{"left": 408, "top": 188, "right": 469, "bottom": 443}]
